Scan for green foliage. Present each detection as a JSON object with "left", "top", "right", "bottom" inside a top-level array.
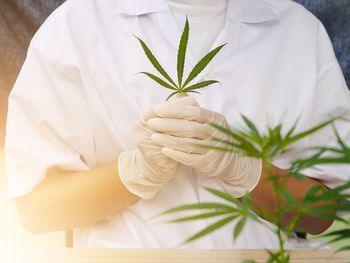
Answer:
[
  {"left": 137, "top": 8, "right": 350, "bottom": 263},
  {"left": 135, "top": 36, "right": 177, "bottom": 88},
  {"left": 181, "top": 44, "right": 225, "bottom": 88},
  {"left": 136, "top": 17, "right": 224, "bottom": 100},
  {"left": 266, "top": 250, "right": 290, "bottom": 263},
  {"left": 184, "top": 215, "right": 236, "bottom": 243},
  {"left": 209, "top": 115, "right": 340, "bottom": 161},
  {"left": 177, "top": 17, "right": 189, "bottom": 88},
  {"left": 162, "top": 115, "right": 350, "bottom": 263},
  {"left": 162, "top": 187, "right": 261, "bottom": 244},
  {"left": 291, "top": 126, "right": 350, "bottom": 172},
  {"left": 321, "top": 218, "right": 350, "bottom": 252}
]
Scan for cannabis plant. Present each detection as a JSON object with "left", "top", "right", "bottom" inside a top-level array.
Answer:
[
  {"left": 162, "top": 116, "right": 350, "bottom": 263},
  {"left": 136, "top": 16, "right": 350, "bottom": 263},
  {"left": 136, "top": 17, "right": 225, "bottom": 100}
]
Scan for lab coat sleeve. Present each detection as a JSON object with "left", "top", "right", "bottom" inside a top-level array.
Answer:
[
  {"left": 5, "top": 39, "right": 96, "bottom": 198},
  {"left": 301, "top": 22, "right": 350, "bottom": 190}
]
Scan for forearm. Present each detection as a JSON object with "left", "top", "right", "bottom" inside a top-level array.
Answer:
[
  {"left": 250, "top": 164, "right": 335, "bottom": 235},
  {"left": 15, "top": 161, "right": 139, "bottom": 234}
]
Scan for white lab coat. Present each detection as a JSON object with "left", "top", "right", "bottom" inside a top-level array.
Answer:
[{"left": 5, "top": 0, "right": 350, "bottom": 249}]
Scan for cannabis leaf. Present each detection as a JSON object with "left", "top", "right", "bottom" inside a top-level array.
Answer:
[
  {"left": 162, "top": 116, "right": 350, "bottom": 262},
  {"left": 162, "top": 187, "right": 261, "bottom": 244},
  {"left": 136, "top": 16, "right": 224, "bottom": 100}
]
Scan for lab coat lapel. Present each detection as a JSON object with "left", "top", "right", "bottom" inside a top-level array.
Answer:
[
  {"left": 156, "top": 10, "right": 181, "bottom": 52},
  {"left": 193, "top": 17, "right": 240, "bottom": 83},
  {"left": 154, "top": 6, "right": 240, "bottom": 86},
  {"left": 188, "top": 0, "right": 280, "bottom": 83},
  {"left": 156, "top": 9, "right": 197, "bottom": 68},
  {"left": 115, "top": 0, "right": 280, "bottom": 85}
]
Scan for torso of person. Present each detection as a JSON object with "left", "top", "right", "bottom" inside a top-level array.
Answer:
[{"left": 8, "top": 0, "right": 350, "bottom": 249}]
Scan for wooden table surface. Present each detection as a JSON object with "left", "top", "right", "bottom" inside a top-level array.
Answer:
[{"left": 2, "top": 249, "right": 350, "bottom": 263}]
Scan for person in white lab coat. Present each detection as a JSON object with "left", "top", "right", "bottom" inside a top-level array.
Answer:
[{"left": 5, "top": 0, "right": 350, "bottom": 248}]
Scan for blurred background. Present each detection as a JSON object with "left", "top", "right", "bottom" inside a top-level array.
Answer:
[
  {"left": 0, "top": 0, "right": 66, "bottom": 250},
  {"left": 0, "top": 0, "right": 349, "bottom": 250}
]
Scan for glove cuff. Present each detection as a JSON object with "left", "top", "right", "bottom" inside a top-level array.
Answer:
[
  {"left": 118, "top": 149, "right": 168, "bottom": 200},
  {"left": 217, "top": 156, "right": 262, "bottom": 198}
]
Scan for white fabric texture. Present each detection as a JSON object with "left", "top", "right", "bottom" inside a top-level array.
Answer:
[
  {"left": 5, "top": 0, "right": 350, "bottom": 249},
  {"left": 167, "top": 0, "right": 228, "bottom": 59},
  {"left": 148, "top": 95, "right": 262, "bottom": 198}
]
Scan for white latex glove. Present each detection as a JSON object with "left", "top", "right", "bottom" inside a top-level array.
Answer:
[
  {"left": 118, "top": 114, "right": 178, "bottom": 200},
  {"left": 147, "top": 96, "right": 262, "bottom": 198}
]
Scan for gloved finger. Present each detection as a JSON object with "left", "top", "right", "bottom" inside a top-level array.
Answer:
[
  {"left": 134, "top": 120, "right": 154, "bottom": 139},
  {"left": 151, "top": 133, "right": 208, "bottom": 154},
  {"left": 161, "top": 147, "right": 202, "bottom": 166},
  {"left": 143, "top": 108, "right": 157, "bottom": 121},
  {"left": 137, "top": 137, "right": 178, "bottom": 166},
  {"left": 169, "top": 95, "right": 199, "bottom": 106},
  {"left": 137, "top": 137, "right": 160, "bottom": 150},
  {"left": 154, "top": 103, "right": 226, "bottom": 125},
  {"left": 153, "top": 104, "right": 204, "bottom": 122},
  {"left": 143, "top": 95, "right": 199, "bottom": 121},
  {"left": 147, "top": 118, "right": 213, "bottom": 139}
]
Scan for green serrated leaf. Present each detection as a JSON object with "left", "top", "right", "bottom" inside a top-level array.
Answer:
[
  {"left": 303, "top": 185, "right": 323, "bottom": 202},
  {"left": 208, "top": 122, "right": 236, "bottom": 137},
  {"left": 322, "top": 227, "right": 350, "bottom": 249},
  {"left": 184, "top": 215, "right": 235, "bottom": 243},
  {"left": 162, "top": 202, "right": 235, "bottom": 215},
  {"left": 170, "top": 211, "right": 235, "bottom": 223},
  {"left": 328, "top": 181, "right": 350, "bottom": 194},
  {"left": 209, "top": 137, "right": 242, "bottom": 151},
  {"left": 322, "top": 229, "right": 350, "bottom": 238},
  {"left": 182, "top": 80, "right": 219, "bottom": 93},
  {"left": 135, "top": 36, "right": 178, "bottom": 88},
  {"left": 288, "top": 171, "right": 307, "bottom": 181},
  {"left": 210, "top": 123, "right": 261, "bottom": 156},
  {"left": 309, "top": 203, "right": 350, "bottom": 212},
  {"left": 233, "top": 216, "right": 247, "bottom": 239},
  {"left": 195, "top": 143, "right": 238, "bottom": 153},
  {"left": 286, "top": 117, "right": 339, "bottom": 147},
  {"left": 139, "top": 72, "right": 177, "bottom": 91},
  {"left": 177, "top": 16, "right": 189, "bottom": 89},
  {"left": 333, "top": 216, "right": 350, "bottom": 225},
  {"left": 306, "top": 210, "right": 337, "bottom": 219},
  {"left": 301, "top": 157, "right": 350, "bottom": 166},
  {"left": 285, "top": 120, "right": 299, "bottom": 141},
  {"left": 309, "top": 187, "right": 349, "bottom": 203},
  {"left": 337, "top": 245, "right": 350, "bottom": 252},
  {"left": 311, "top": 146, "right": 348, "bottom": 155},
  {"left": 241, "top": 114, "right": 263, "bottom": 143},
  {"left": 166, "top": 91, "right": 179, "bottom": 101},
  {"left": 278, "top": 188, "right": 298, "bottom": 206},
  {"left": 204, "top": 187, "right": 240, "bottom": 205},
  {"left": 182, "top": 44, "right": 226, "bottom": 88},
  {"left": 266, "top": 250, "right": 281, "bottom": 263},
  {"left": 333, "top": 125, "right": 348, "bottom": 149}
]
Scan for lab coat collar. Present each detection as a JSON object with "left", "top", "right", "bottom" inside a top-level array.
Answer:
[
  {"left": 116, "top": 0, "right": 279, "bottom": 23},
  {"left": 116, "top": 0, "right": 167, "bottom": 16},
  {"left": 228, "top": 0, "right": 279, "bottom": 23}
]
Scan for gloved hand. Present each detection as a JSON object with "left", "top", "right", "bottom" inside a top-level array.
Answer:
[
  {"left": 147, "top": 95, "right": 262, "bottom": 198},
  {"left": 118, "top": 110, "right": 179, "bottom": 200}
]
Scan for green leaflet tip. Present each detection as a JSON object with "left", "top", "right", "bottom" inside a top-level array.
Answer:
[{"left": 133, "top": 35, "right": 142, "bottom": 42}]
